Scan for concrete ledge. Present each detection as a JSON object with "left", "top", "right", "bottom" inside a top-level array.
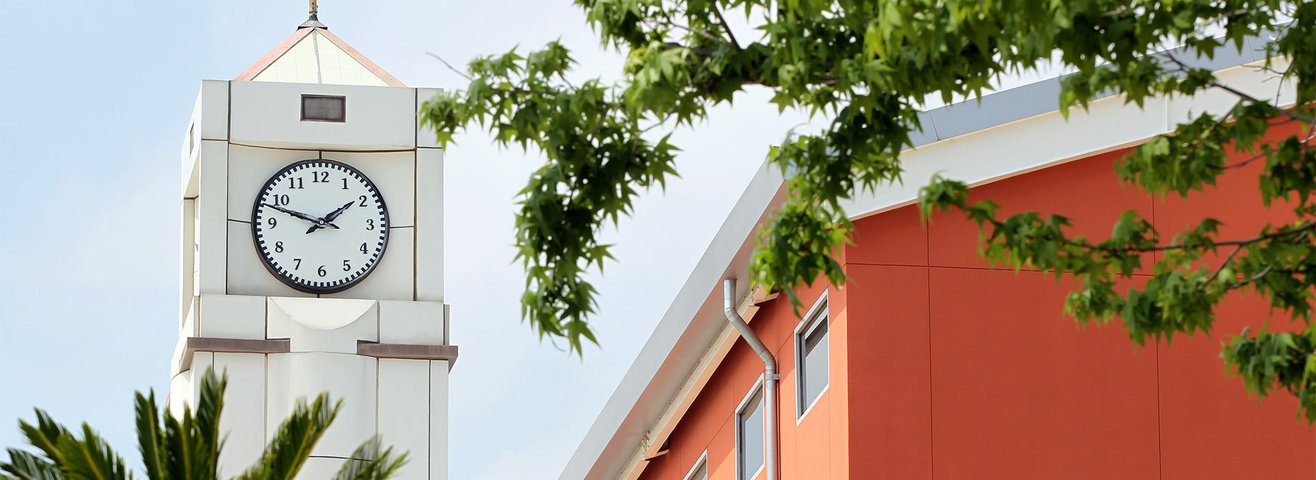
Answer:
[
  {"left": 356, "top": 341, "right": 459, "bottom": 369},
  {"left": 180, "top": 337, "right": 291, "bottom": 371}
]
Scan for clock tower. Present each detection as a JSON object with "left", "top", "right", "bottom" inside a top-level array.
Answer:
[{"left": 167, "top": 9, "right": 454, "bottom": 480}]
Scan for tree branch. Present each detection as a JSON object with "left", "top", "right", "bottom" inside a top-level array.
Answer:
[
  {"left": 1208, "top": 243, "right": 1246, "bottom": 283},
  {"left": 1165, "top": 53, "right": 1316, "bottom": 124},
  {"left": 645, "top": 18, "right": 725, "bottom": 45},
  {"left": 711, "top": 6, "right": 741, "bottom": 50},
  {"left": 424, "top": 51, "right": 473, "bottom": 82},
  {"left": 1045, "top": 219, "right": 1316, "bottom": 256}
]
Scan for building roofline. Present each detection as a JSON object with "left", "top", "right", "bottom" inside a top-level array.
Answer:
[
  {"left": 905, "top": 33, "right": 1274, "bottom": 149},
  {"left": 316, "top": 28, "right": 406, "bottom": 87},
  {"left": 560, "top": 35, "right": 1284, "bottom": 480},
  {"left": 234, "top": 28, "right": 315, "bottom": 82}
]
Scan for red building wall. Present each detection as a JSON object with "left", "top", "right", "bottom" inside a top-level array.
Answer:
[{"left": 639, "top": 127, "right": 1315, "bottom": 480}]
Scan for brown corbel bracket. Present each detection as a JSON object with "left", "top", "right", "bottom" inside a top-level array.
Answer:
[
  {"left": 357, "top": 341, "right": 459, "bottom": 370},
  {"left": 180, "top": 337, "right": 291, "bottom": 371}
]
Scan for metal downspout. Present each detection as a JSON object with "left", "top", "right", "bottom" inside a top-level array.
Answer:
[{"left": 723, "top": 279, "right": 778, "bottom": 480}]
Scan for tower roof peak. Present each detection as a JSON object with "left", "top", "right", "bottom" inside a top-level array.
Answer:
[{"left": 234, "top": 7, "right": 404, "bottom": 88}]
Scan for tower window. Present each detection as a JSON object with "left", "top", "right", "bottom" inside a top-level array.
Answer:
[{"left": 301, "top": 95, "right": 346, "bottom": 122}]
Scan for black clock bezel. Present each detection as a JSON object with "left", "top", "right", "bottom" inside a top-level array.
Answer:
[{"left": 250, "top": 159, "right": 390, "bottom": 294}]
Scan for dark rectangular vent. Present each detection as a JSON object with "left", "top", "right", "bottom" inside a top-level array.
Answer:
[{"left": 301, "top": 95, "right": 346, "bottom": 122}]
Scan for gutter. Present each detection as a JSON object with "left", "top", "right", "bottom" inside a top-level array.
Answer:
[{"left": 723, "top": 278, "right": 778, "bottom": 480}]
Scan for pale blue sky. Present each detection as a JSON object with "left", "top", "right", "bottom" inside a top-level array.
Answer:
[{"left": 0, "top": 2, "right": 812, "bottom": 479}]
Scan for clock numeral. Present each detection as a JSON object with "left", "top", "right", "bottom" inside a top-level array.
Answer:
[
  {"left": 267, "top": 217, "right": 277, "bottom": 228},
  {"left": 312, "top": 171, "right": 329, "bottom": 183},
  {"left": 287, "top": 177, "right": 304, "bottom": 189},
  {"left": 273, "top": 194, "right": 291, "bottom": 206},
  {"left": 317, "top": 266, "right": 327, "bottom": 277},
  {"left": 342, "top": 178, "right": 350, "bottom": 190},
  {"left": 366, "top": 218, "right": 375, "bottom": 231},
  {"left": 293, "top": 258, "right": 301, "bottom": 269},
  {"left": 342, "top": 260, "right": 351, "bottom": 271},
  {"left": 358, "top": 195, "right": 368, "bottom": 207},
  {"left": 274, "top": 241, "right": 284, "bottom": 253},
  {"left": 359, "top": 242, "right": 368, "bottom": 254}
]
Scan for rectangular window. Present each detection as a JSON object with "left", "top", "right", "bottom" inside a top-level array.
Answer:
[
  {"left": 684, "top": 452, "right": 708, "bottom": 480},
  {"left": 301, "top": 94, "right": 346, "bottom": 122},
  {"left": 797, "top": 296, "right": 829, "bottom": 418},
  {"left": 736, "top": 386, "right": 765, "bottom": 480}
]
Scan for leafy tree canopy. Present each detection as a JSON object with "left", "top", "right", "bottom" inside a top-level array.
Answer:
[
  {"left": 1, "top": 368, "right": 405, "bottom": 480},
  {"left": 421, "top": 1, "right": 1316, "bottom": 418}
]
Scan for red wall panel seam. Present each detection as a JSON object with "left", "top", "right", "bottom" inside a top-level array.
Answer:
[{"left": 926, "top": 242, "right": 936, "bottom": 480}]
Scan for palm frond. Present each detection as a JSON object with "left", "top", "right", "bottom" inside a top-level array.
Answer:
[
  {"left": 330, "top": 437, "right": 406, "bottom": 480},
  {"left": 191, "top": 370, "right": 224, "bottom": 480},
  {"left": 162, "top": 368, "right": 225, "bottom": 480},
  {"left": 235, "top": 394, "right": 340, "bottom": 480},
  {"left": 161, "top": 409, "right": 191, "bottom": 480},
  {"left": 18, "top": 410, "right": 70, "bottom": 462},
  {"left": 133, "top": 392, "right": 164, "bottom": 480},
  {"left": 53, "top": 424, "right": 130, "bottom": 480},
  {"left": 2, "top": 449, "right": 62, "bottom": 480}
]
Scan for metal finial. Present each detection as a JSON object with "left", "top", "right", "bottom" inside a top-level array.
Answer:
[{"left": 299, "top": 0, "right": 327, "bottom": 29}]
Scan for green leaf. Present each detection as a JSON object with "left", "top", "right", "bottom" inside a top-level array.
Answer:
[{"left": 235, "top": 394, "right": 340, "bottom": 480}]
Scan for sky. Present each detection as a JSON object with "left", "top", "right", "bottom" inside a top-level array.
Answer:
[{"left": 0, "top": 2, "right": 812, "bottom": 479}]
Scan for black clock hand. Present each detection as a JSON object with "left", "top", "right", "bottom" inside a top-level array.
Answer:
[
  {"left": 305, "top": 222, "right": 342, "bottom": 234},
  {"left": 323, "top": 201, "right": 355, "bottom": 222},
  {"left": 262, "top": 203, "right": 322, "bottom": 224},
  {"left": 305, "top": 201, "right": 355, "bottom": 234}
]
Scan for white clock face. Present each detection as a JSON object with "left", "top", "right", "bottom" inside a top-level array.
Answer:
[{"left": 251, "top": 159, "right": 389, "bottom": 293}]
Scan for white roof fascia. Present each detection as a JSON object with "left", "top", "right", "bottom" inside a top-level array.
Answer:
[
  {"left": 559, "top": 161, "right": 787, "bottom": 480},
  {"left": 842, "top": 35, "right": 1284, "bottom": 220},
  {"left": 561, "top": 35, "right": 1288, "bottom": 480}
]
